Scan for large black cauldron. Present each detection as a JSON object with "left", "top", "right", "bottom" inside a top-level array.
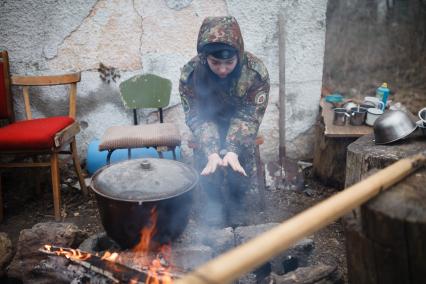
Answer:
[{"left": 90, "top": 158, "right": 198, "bottom": 249}]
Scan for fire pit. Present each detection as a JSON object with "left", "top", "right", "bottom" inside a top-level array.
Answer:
[{"left": 90, "top": 158, "right": 199, "bottom": 249}]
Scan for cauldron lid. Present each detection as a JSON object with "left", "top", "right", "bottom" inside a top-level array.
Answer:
[{"left": 91, "top": 158, "right": 199, "bottom": 202}]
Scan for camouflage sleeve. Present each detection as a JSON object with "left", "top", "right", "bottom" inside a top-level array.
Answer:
[
  {"left": 225, "top": 74, "right": 270, "bottom": 155},
  {"left": 179, "top": 79, "right": 221, "bottom": 158}
]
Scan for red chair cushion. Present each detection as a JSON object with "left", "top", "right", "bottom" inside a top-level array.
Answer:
[{"left": 0, "top": 116, "right": 75, "bottom": 150}]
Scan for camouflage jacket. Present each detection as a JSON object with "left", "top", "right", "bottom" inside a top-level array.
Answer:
[{"left": 179, "top": 16, "right": 270, "bottom": 158}]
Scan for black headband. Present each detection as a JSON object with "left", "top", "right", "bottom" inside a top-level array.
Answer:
[{"left": 202, "top": 43, "right": 237, "bottom": 59}]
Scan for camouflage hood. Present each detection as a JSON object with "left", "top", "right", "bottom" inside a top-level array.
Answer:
[{"left": 197, "top": 16, "right": 245, "bottom": 62}]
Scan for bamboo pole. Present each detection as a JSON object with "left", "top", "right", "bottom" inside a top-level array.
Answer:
[{"left": 176, "top": 152, "right": 426, "bottom": 284}]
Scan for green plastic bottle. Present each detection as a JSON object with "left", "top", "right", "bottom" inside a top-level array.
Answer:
[{"left": 376, "top": 83, "right": 389, "bottom": 110}]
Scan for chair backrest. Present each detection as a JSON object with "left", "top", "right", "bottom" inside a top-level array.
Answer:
[
  {"left": 10, "top": 72, "right": 81, "bottom": 120},
  {"left": 0, "top": 51, "right": 14, "bottom": 122},
  {"left": 119, "top": 73, "right": 172, "bottom": 109}
]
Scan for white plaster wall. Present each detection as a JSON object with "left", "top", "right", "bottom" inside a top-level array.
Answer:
[
  {"left": 0, "top": 0, "right": 328, "bottom": 163},
  {"left": 282, "top": 1, "right": 328, "bottom": 159}
]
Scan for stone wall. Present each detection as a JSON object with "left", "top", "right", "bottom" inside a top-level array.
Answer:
[{"left": 0, "top": 0, "right": 328, "bottom": 163}]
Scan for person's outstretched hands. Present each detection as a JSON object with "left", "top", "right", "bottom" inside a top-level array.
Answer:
[
  {"left": 201, "top": 153, "right": 223, "bottom": 176},
  {"left": 222, "top": 152, "right": 247, "bottom": 176}
]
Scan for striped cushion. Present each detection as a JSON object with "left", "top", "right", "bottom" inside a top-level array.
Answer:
[{"left": 99, "top": 123, "right": 181, "bottom": 151}]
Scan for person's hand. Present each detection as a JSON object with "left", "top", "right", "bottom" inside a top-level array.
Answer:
[
  {"left": 222, "top": 152, "right": 247, "bottom": 176},
  {"left": 201, "top": 153, "right": 223, "bottom": 176}
]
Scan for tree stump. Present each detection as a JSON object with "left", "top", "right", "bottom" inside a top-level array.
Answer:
[
  {"left": 344, "top": 133, "right": 426, "bottom": 284},
  {"left": 313, "top": 118, "right": 356, "bottom": 188}
]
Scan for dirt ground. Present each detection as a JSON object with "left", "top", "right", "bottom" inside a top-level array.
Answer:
[{"left": 0, "top": 159, "right": 347, "bottom": 282}]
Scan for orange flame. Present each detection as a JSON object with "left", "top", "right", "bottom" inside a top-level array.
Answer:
[
  {"left": 44, "top": 206, "right": 174, "bottom": 284},
  {"left": 44, "top": 244, "right": 92, "bottom": 261},
  {"left": 133, "top": 207, "right": 158, "bottom": 253},
  {"left": 132, "top": 206, "right": 173, "bottom": 284}
]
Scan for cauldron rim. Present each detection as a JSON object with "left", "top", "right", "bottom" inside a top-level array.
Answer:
[{"left": 90, "top": 158, "right": 199, "bottom": 202}]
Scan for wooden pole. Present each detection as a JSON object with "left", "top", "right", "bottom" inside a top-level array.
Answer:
[
  {"left": 278, "top": 11, "right": 286, "bottom": 171},
  {"left": 175, "top": 152, "right": 426, "bottom": 284}
]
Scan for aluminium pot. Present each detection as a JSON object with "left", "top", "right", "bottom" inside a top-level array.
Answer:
[{"left": 90, "top": 158, "right": 198, "bottom": 249}]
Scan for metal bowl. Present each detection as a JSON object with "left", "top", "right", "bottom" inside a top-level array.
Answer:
[{"left": 373, "top": 110, "right": 417, "bottom": 144}]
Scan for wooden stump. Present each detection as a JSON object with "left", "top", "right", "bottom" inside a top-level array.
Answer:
[
  {"left": 313, "top": 118, "right": 356, "bottom": 188},
  {"left": 344, "top": 133, "right": 426, "bottom": 284}
]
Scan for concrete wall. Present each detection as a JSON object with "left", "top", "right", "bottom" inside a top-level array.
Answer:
[
  {"left": 0, "top": 0, "right": 328, "bottom": 163},
  {"left": 282, "top": 1, "right": 328, "bottom": 160}
]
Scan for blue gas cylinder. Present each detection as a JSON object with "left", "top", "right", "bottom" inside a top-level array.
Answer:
[
  {"left": 86, "top": 139, "right": 181, "bottom": 175},
  {"left": 376, "top": 83, "right": 390, "bottom": 110}
]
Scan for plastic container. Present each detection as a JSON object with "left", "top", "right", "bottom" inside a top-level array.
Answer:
[
  {"left": 375, "top": 83, "right": 390, "bottom": 110},
  {"left": 325, "top": 93, "right": 343, "bottom": 103}
]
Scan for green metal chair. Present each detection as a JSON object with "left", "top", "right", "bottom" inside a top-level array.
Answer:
[{"left": 98, "top": 73, "right": 181, "bottom": 164}]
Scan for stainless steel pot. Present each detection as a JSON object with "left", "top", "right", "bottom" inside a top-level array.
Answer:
[
  {"left": 373, "top": 110, "right": 417, "bottom": 144},
  {"left": 90, "top": 158, "right": 199, "bottom": 249}
]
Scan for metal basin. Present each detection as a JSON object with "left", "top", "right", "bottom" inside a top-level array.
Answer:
[{"left": 373, "top": 110, "right": 417, "bottom": 144}]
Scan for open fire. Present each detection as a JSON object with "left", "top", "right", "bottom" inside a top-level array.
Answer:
[{"left": 42, "top": 206, "right": 175, "bottom": 283}]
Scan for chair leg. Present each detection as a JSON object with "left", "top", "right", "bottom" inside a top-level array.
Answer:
[
  {"left": 156, "top": 147, "right": 164, "bottom": 159},
  {"left": 0, "top": 174, "right": 3, "bottom": 223},
  {"left": 172, "top": 147, "right": 177, "bottom": 160},
  {"left": 107, "top": 150, "right": 114, "bottom": 165},
  {"left": 50, "top": 152, "right": 61, "bottom": 221},
  {"left": 71, "top": 139, "right": 88, "bottom": 196}
]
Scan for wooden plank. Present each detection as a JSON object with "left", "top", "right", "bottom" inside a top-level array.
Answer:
[
  {"left": 50, "top": 152, "right": 61, "bottom": 221},
  {"left": 69, "top": 82, "right": 77, "bottom": 118},
  {"left": 54, "top": 122, "right": 80, "bottom": 148},
  {"left": 0, "top": 50, "right": 15, "bottom": 122},
  {"left": 321, "top": 99, "right": 373, "bottom": 138},
  {"left": 22, "top": 86, "right": 32, "bottom": 120},
  {"left": 11, "top": 72, "right": 81, "bottom": 86},
  {"left": 0, "top": 162, "right": 51, "bottom": 168},
  {"left": 70, "top": 138, "right": 88, "bottom": 196}
]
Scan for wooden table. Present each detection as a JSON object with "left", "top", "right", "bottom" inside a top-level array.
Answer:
[
  {"left": 320, "top": 99, "right": 373, "bottom": 137},
  {"left": 313, "top": 99, "right": 373, "bottom": 187}
]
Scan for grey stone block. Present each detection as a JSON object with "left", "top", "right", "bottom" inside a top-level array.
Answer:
[
  {"left": 269, "top": 263, "right": 343, "bottom": 284},
  {"left": 171, "top": 244, "right": 213, "bottom": 272},
  {"left": 0, "top": 232, "right": 13, "bottom": 277},
  {"left": 235, "top": 223, "right": 314, "bottom": 274},
  {"left": 7, "top": 222, "right": 87, "bottom": 282},
  {"left": 200, "top": 227, "right": 235, "bottom": 256}
]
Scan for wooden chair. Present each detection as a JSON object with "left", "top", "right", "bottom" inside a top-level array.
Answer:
[
  {"left": 0, "top": 50, "right": 88, "bottom": 221},
  {"left": 98, "top": 73, "right": 181, "bottom": 164}
]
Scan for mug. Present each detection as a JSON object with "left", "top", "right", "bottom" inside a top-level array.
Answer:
[
  {"left": 418, "top": 107, "right": 426, "bottom": 127},
  {"left": 363, "top": 96, "right": 385, "bottom": 110},
  {"left": 365, "top": 107, "right": 383, "bottom": 126},
  {"left": 333, "top": 108, "right": 350, "bottom": 126},
  {"left": 349, "top": 107, "right": 367, "bottom": 126},
  {"left": 343, "top": 102, "right": 357, "bottom": 112}
]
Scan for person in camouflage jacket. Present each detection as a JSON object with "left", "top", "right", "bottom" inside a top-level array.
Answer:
[{"left": 179, "top": 16, "right": 270, "bottom": 226}]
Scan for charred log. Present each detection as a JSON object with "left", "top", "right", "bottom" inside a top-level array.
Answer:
[{"left": 38, "top": 245, "right": 179, "bottom": 283}]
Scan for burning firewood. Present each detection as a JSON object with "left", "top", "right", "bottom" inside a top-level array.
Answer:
[{"left": 39, "top": 245, "right": 180, "bottom": 283}]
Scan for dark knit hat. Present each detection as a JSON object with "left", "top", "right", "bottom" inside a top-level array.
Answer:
[{"left": 202, "top": 42, "right": 237, "bottom": 59}]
